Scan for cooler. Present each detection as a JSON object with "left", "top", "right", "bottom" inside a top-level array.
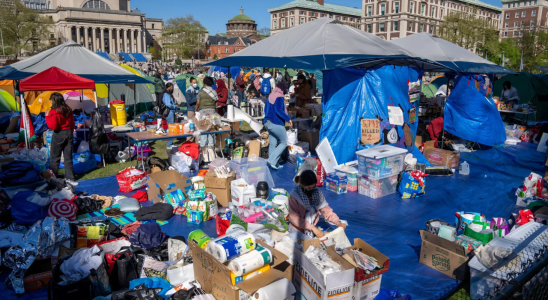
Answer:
[
  {"left": 110, "top": 100, "right": 127, "bottom": 126},
  {"left": 358, "top": 174, "right": 399, "bottom": 199},
  {"left": 356, "top": 145, "right": 407, "bottom": 178}
]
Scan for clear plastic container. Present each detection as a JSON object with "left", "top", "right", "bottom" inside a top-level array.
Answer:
[
  {"left": 358, "top": 174, "right": 399, "bottom": 199},
  {"left": 229, "top": 156, "right": 275, "bottom": 188},
  {"left": 356, "top": 145, "right": 407, "bottom": 178}
]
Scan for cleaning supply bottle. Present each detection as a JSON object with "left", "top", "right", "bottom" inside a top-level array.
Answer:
[{"left": 459, "top": 161, "right": 470, "bottom": 175}]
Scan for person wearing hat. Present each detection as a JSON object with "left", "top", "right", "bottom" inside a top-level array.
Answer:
[{"left": 288, "top": 170, "right": 346, "bottom": 238}]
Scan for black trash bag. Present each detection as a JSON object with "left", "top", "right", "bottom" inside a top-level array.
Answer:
[
  {"left": 111, "top": 283, "right": 163, "bottom": 300},
  {"left": 74, "top": 197, "right": 104, "bottom": 214},
  {"left": 48, "top": 254, "right": 111, "bottom": 300},
  {"left": 143, "top": 157, "right": 169, "bottom": 173},
  {"left": 89, "top": 110, "right": 110, "bottom": 155},
  {"left": 110, "top": 248, "right": 139, "bottom": 292}
]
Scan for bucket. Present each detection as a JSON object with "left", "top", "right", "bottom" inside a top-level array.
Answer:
[
  {"left": 110, "top": 100, "right": 127, "bottom": 126},
  {"left": 272, "top": 195, "right": 289, "bottom": 219}
]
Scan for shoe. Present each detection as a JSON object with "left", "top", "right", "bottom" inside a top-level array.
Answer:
[
  {"left": 66, "top": 179, "right": 79, "bottom": 186},
  {"left": 268, "top": 163, "right": 283, "bottom": 170}
]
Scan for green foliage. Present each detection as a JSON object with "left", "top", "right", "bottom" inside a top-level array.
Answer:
[
  {"left": 163, "top": 14, "right": 208, "bottom": 59},
  {"left": 175, "top": 58, "right": 182, "bottom": 65},
  {"left": 0, "top": 1, "right": 54, "bottom": 56},
  {"left": 213, "top": 54, "right": 218, "bottom": 60}
]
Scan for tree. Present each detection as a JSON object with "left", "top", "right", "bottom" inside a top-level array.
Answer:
[
  {"left": 257, "top": 27, "right": 271, "bottom": 36},
  {"left": 0, "top": 1, "right": 54, "bottom": 57},
  {"left": 439, "top": 6, "right": 498, "bottom": 54},
  {"left": 149, "top": 40, "right": 162, "bottom": 60},
  {"left": 163, "top": 15, "right": 208, "bottom": 59},
  {"left": 175, "top": 58, "right": 182, "bottom": 65},
  {"left": 213, "top": 54, "right": 218, "bottom": 60}
]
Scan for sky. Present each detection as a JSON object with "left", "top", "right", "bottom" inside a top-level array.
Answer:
[{"left": 132, "top": 0, "right": 504, "bottom": 34}]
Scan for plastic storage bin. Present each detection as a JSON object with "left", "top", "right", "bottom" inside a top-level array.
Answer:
[
  {"left": 229, "top": 157, "right": 275, "bottom": 188},
  {"left": 133, "top": 144, "right": 152, "bottom": 157},
  {"left": 358, "top": 174, "right": 399, "bottom": 199},
  {"left": 356, "top": 145, "right": 407, "bottom": 178},
  {"left": 110, "top": 100, "right": 127, "bottom": 126}
]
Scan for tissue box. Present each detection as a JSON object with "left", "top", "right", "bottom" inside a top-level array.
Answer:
[{"left": 326, "top": 173, "right": 348, "bottom": 194}]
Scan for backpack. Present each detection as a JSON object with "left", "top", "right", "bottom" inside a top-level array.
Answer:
[
  {"left": 144, "top": 157, "right": 169, "bottom": 173},
  {"left": 260, "top": 78, "right": 272, "bottom": 95}
]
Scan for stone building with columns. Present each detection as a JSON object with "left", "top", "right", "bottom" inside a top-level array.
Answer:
[{"left": 20, "top": 0, "right": 163, "bottom": 55}]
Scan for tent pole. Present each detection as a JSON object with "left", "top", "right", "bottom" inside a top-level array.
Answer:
[
  {"left": 441, "top": 75, "right": 449, "bottom": 151},
  {"left": 227, "top": 66, "right": 231, "bottom": 104},
  {"left": 94, "top": 89, "right": 105, "bottom": 167},
  {"left": 108, "top": 84, "right": 111, "bottom": 102},
  {"left": 133, "top": 84, "right": 136, "bottom": 119},
  {"left": 81, "top": 90, "right": 86, "bottom": 141},
  {"left": 21, "top": 93, "right": 29, "bottom": 149}
]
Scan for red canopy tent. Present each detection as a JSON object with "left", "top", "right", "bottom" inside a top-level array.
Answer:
[
  {"left": 19, "top": 66, "right": 96, "bottom": 92},
  {"left": 18, "top": 67, "right": 97, "bottom": 149}
]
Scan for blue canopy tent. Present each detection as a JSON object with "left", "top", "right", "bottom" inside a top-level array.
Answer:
[
  {"left": 207, "top": 66, "right": 241, "bottom": 77},
  {"left": 390, "top": 33, "right": 514, "bottom": 146},
  {"left": 132, "top": 53, "right": 148, "bottom": 62}
]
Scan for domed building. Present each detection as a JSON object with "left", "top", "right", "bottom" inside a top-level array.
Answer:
[{"left": 226, "top": 7, "right": 261, "bottom": 44}]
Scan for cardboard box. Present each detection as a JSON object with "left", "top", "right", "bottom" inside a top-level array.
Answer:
[
  {"left": 147, "top": 170, "right": 192, "bottom": 204},
  {"left": 300, "top": 130, "right": 320, "bottom": 151},
  {"left": 293, "top": 239, "right": 355, "bottom": 300},
  {"left": 23, "top": 259, "right": 52, "bottom": 292},
  {"left": 419, "top": 230, "right": 470, "bottom": 279},
  {"left": 204, "top": 171, "right": 235, "bottom": 207},
  {"left": 353, "top": 275, "right": 382, "bottom": 300},
  {"left": 415, "top": 135, "right": 423, "bottom": 148},
  {"left": 189, "top": 240, "right": 292, "bottom": 300},
  {"left": 344, "top": 238, "right": 390, "bottom": 282},
  {"left": 423, "top": 143, "right": 460, "bottom": 168}
]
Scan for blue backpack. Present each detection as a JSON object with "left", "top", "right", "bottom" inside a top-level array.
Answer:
[{"left": 260, "top": 78, "right": 272, "bottom": 95}]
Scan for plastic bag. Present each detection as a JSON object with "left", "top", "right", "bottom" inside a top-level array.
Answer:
[
  {"left": 116, "top": 168, "right": 148, "bottom": 193},
  {"left": 172, "top": 152, "right": 197, "bottom": 174},
  {"left": 398, "top": 171, "right": 425, "bottom": 199},
  {"left": 287, "top": 129, "right": 298, "bottom": 146},
  {"left": 77, "top": 141, "right": 90, "bottom": 153}
]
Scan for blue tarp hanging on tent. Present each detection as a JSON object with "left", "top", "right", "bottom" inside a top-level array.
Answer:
[
  {"left": 321, "top": 65, "right": 427, "bottom": 165},
  {"left": 208, "top": 66, "right": 241, "bottom": 77},
  {"left": 444, "top": 74, "right": 506, "bottom": 146}
]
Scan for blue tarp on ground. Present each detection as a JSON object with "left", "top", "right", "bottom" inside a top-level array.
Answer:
[
  {"left": 444, "top": 74, "right": 507, "bottom": 146},
  {"left": 321, "top": 65, "right": 423, "bottom": 165},
  {"left": 96, "top": 52, "right": 112, "bottom": 61},
  {"left": 1, "top": 142, "right": 544, "bottom": 300}
]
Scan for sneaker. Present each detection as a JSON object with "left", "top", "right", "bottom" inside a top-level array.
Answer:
[{"left": 66, "top": 179, "right": 79, "bottom": 186}]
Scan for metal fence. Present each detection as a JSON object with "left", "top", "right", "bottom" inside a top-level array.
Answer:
[{"left": 446, "top": 226, "right": 548, "bottom": 300}]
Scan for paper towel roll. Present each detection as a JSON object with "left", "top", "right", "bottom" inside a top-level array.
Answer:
[
  {"left": 227, "top": 105, "right": 235, "bottom": 120},
  {"left": 207, "top": 231, "right": 256, "bottom": 263},
  {"left": 252, "top": 278, "right": 296, "bottom": 300},
  {"left": 227, "top": 245, "right": 272, "bottom": 276}
]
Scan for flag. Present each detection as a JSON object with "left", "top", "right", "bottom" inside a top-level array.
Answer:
[
  {"left": 519, "top": 50, "right": 524, "bottom": 71},
  {"left": 502, "top": 52, "right": 505, "bottom": 67},
  {"left": 19, "top": 96, "right": 35, "bottom": 142}
]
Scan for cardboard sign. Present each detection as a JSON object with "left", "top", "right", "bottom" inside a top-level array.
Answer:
[
  {"left": 409, "top": 108, "right": 417, "bottom": 124},
  {"left": 360, "top": 119, "right": 380, "bottom": 145}
]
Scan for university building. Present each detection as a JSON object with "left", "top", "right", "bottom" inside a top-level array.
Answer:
[
  {"left": 205, "top": 8, "right": 260, "bottom": 60},
  {"left": 268, "top": 0, "right": 362, "bottom": 35},
  {"left": 499, "top": 0, "right": 546, "bottom": 39},
  {"left": 361, "top": 0, "right": 501, "bottom": 40},
  {"left": 13, "top": 0, "right": 163, "bottom": 55}
]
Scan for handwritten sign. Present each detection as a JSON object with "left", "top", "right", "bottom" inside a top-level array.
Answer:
[{"left": 361, "top": 119, "right": 381, "bottom": 145}]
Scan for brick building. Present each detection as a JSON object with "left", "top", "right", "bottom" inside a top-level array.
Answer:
[
  {"left": 362, "top": 0, "right": 501, "bottom": 40},
  {"left": 499, "top": 0, "right": 545, "bottom": 39},
  {"left": 226, "top": 7, "right": 262, "bottom": 43},
  {"left": 205, "top": 34, "right": 252, "bottom": 60},
  {"left": 268, "top": 0, "right": 361, "bottom": 35}
]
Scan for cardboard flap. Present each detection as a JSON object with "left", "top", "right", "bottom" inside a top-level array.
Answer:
[
  {"left": 316, "top": 137, "right": 338, "bottom": 174},
  {"left": 347, "top": 238, "right": 390, "bottom": 268},
  {"left": 189, "top": 241, "right": 231, "bottom": 284},
  {"left": 420, "top": 230, "right": 468, "bottom": 255},
  {"left": 205, "top": 172, "right": 235, "bottom": 189}
]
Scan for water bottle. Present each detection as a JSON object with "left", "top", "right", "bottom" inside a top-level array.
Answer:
[
  {"left": 189, "top": 121, "right": 195, "bottom": 133},
  {"left": 459, "top": 161, "right": 470, "bottom": 175}
]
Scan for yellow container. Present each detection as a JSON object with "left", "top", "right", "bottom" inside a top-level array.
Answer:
[{"left": 110, "top": 100, "right": 127, "bottom": 126}]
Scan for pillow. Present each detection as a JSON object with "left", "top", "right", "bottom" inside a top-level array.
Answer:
[{"left": 118, "top": 197, "right": 140, "bottom": 213}]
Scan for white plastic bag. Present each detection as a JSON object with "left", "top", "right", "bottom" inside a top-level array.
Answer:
[
  {"left": 287, "top": 129, "right": 298, "bottom": 146},
  {"left": 172, "top": 152, "right": 197, "bottom": 173},
  {"left": 77, "top": 141, "right": 90, "bottom": 153},
  {"left": 230, "top": 179, "right": 256, "bottom": 206}
]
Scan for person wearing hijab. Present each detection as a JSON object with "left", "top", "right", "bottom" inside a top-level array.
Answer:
[
  {"left": 295, "top": 74, "right": 312, "bottom": 107},
  {"left": 264, "top": 82, "right": 292, "bottom": 170},
  {"left": 216, "top": 79, "right": 228, "bottom": 116},
  {"left": 162, "top": 82, "right": 177, "bottom": 149},
  {"left": 289, "top": 170, "right": 346, "bottom": 237}
]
